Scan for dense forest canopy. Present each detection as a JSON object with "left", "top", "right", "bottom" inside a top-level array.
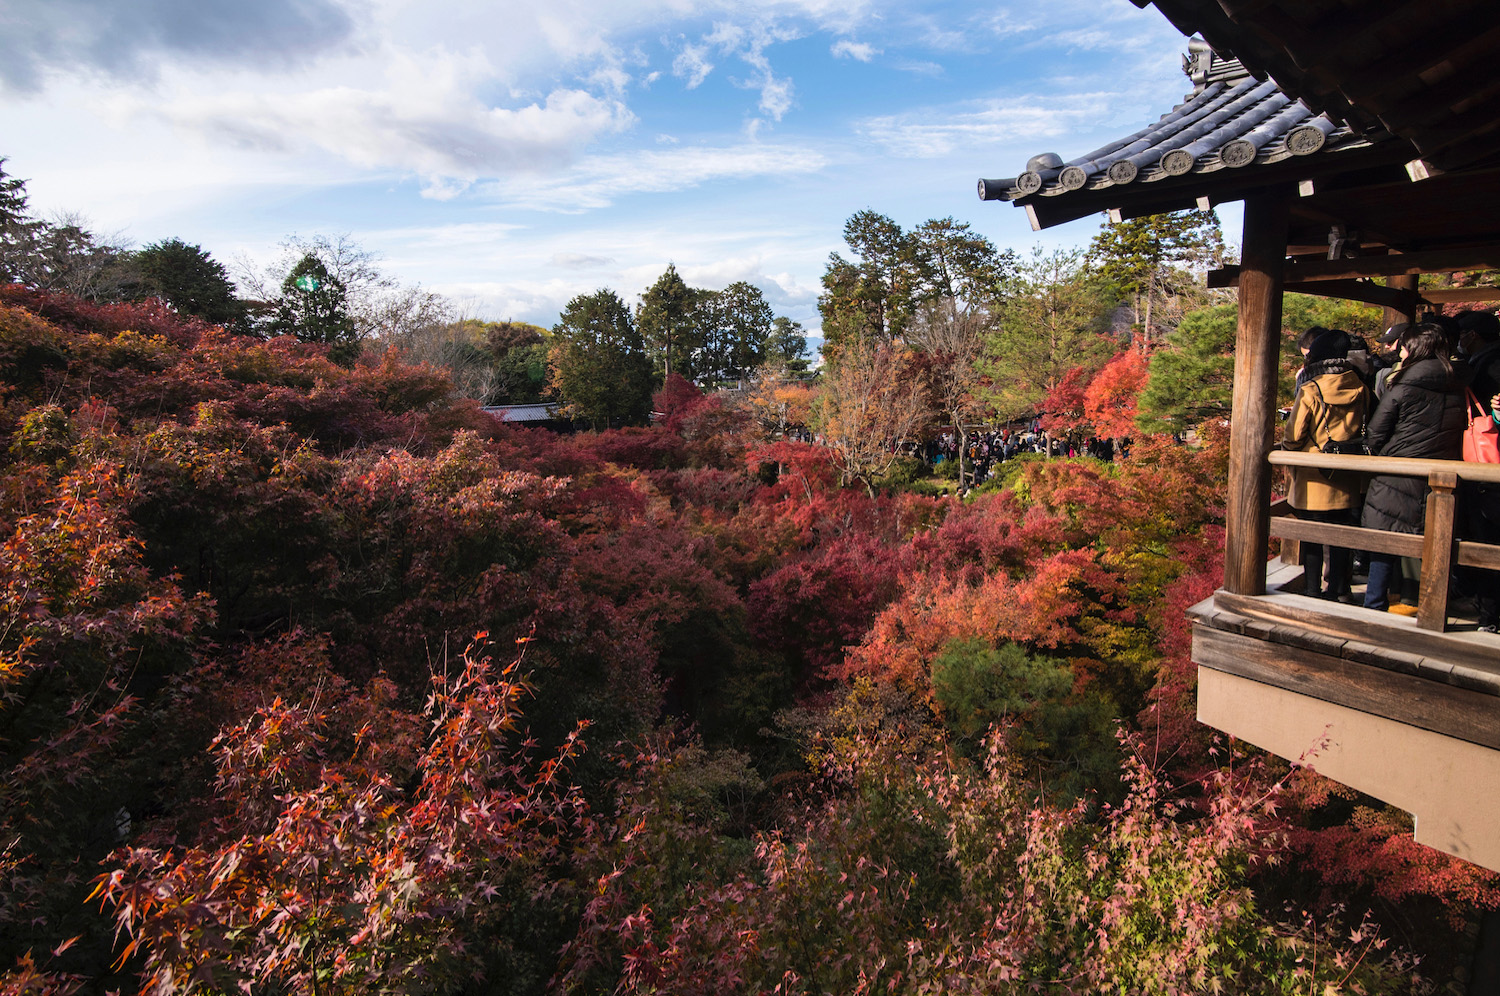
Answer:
[{"left": 1, "top": 156, "right": 1496, "bottom": 996}]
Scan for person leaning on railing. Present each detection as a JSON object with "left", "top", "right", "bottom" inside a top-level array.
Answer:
[
  {"left": 1359, "top": 323, "right": 1467, "bottom": 614},
  {"left": 1282, "top": 328, "right": 1372, "bottom": 600},
  {"left": 1470, "top": 389, "right": 1500, "bottom": 633}
]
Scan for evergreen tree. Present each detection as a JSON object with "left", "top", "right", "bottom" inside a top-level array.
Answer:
[
  {"left": 981, "top": 248, "right": 1114, "bottom": 422},
  {"left": 484, "top": 320, "right": 552, "bottom": 404},
  {"left": 549, "top": 289, "right": 653, "bottom": 428},
  {"left": 637, "top": 264, "right": 703, "bottom": 383},
  {"left": 910, "top": 217, "right": 1012, "bottom": 318},
  {"left": 697, "top": 281, "right": 772, "bottom": 385},
  {"left": 905, "top": 218, "right": 1012, "bottom": 485},
  {"left": 272, "top": 254, "right": 360, "bottom": 365},
  {"left": 765, "top": 316, "right": 809, "bottom": 372},
  {"left": 1087, "top": 209, "right": 1224, "bottom": 348},
  {"left": 817, "top": 210, "right": 926, "bottom": 355},
  {"left": 0, "top": 158, "right": 42, "bottom": 284},
  {"left": 1135, "top": 303, "right": 1237, "bottom": 434},
  {"left": 0, "top": 162, "right": 135, "bottom": 302},
  {"left": 135, "top": 238, "right": 244, "bottom": 328}
]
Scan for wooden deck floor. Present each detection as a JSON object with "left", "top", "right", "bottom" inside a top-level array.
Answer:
[
  {"left": 1191, "top": 562, "right": 1500, "bottom": 752},
  {"left": 1210, "top": 562, "right": 1500, "bottom": 680}
]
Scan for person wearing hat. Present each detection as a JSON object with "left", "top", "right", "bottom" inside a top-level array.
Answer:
[
  {"left": 1283, "top": 328, "right": 1372, "bottom": 600},
  {"left": 1373, "top": 322, "right": 1409, "bottom": 399}
]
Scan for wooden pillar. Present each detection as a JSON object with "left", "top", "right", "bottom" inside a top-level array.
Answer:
[
  {"left": 1384, "top": 273, "right": 1419, "bottom": 328},
  {"left": 1417, "top": 471, "right": 1457, "bottom": 632},
  {"left": 1224, "top": 189, "right": 1291, "bottom": 595}
]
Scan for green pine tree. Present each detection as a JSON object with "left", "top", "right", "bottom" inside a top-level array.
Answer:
[
  {"left": 550, "top": 289, "right": 653, "bottom": 429},
  {"left": 272, "top": 254, "right": 360, "bottom": 365}
]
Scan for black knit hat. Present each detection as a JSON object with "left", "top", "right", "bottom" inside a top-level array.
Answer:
[{"left": 1306, "top": 328, "right": 1351, "bottom": 365}]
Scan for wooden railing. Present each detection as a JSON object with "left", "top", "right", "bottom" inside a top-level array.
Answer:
[{"left": 1266, "top": 452, "right": 1500, "bottom": 632}]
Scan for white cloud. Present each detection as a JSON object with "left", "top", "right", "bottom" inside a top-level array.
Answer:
[
  {"left": 138, "top": 49, "right": 636, "bottom": 192},
  {"left": 858, "top": 92, "right": 1117, "bottom": 158},
  {"left": 757, "top": 73, "right": 795, "bottom": 119},
  {"left": 486, "top": 141, "right": 828, "bottom": 211},
  {"left": 672, "top": 41, "right": 714, "bottom": 87},
  {"left": 711, "top": 21, "right": 802, "bottom": 122},
  {"left": 551, "top": 251, "right": 615, "bottom": 268},
  {"left": 830, "top": 39, "right": 879, "bottom": 61},
  {"left": 894, "top": 60, "right": 944, "bottom": 76},
  {"left": 367, "top": 221, "right": 527, "bottom": 249}
]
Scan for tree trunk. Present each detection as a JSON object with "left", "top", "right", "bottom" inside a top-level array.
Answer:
[
  {"left": 1142, "top": 282, "right": 1153, "bottom": 351},
  {"left": 956, "top": 419, "right": 968, "bottom": 489}
]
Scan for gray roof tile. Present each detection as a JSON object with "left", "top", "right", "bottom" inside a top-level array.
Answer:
[{"left": 980, "top": 47, "right": 1386, "bottom": 208}]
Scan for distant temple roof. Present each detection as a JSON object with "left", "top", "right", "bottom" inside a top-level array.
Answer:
[
  {"left": 980, "top": 41, "right": 1402, "bottom": 231},
  {"left": 481, "top": 403, "right": 560, "bottom": 423}
]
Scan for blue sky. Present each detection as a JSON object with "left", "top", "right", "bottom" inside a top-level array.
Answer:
[{"left": 0, "top": 0, "right": 1230, "bottom": 348}]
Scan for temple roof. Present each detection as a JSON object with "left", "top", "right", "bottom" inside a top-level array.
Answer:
[
  {"left": 1136, "top": 0, "right": 1500, "bottom": 174},
  {"left": 980, "top": 43, "right": 1406, "bottom": 231}
]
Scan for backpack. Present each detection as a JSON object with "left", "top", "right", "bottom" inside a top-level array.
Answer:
[{"left": 1311, "top": 380, "right": 1369, "bottom": 455}]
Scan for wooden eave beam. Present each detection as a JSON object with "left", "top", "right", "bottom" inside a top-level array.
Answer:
[
  {"left": 1281, "top": 279, "right": 1418, "bottom": 310},
  {"left": 1420, "top": 285, "right": 1500, "bottom": 304},
  {"left": 1209, "top": 247, "right": 1500, "bottom": 287},
  {"left": 1328, "top": 15, "right": 1500, "bottom": 111},
  {"left": 1374, "top": 71, "right": 1500, "bottom": 135},
  {"left": 1209, "top": 272, "right": 1500, "bottom": 308},
  {"left": 1288, "top": 247, "right": 1500, "bottom": 281}
]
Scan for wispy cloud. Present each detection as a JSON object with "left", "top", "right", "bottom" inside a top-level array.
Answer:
[
  {"left": 486, "top": 142, "right": 829, "bottom": 211},
  {"left": 551, "top": 251, "right": 615, "bottom": 268},
  {"left": 858, "top": 92, "right": 1117, "bottom": 158},
  {"left": 830, "top": 39, "right": 880, "bottom": 61},
  {"left": 672, "top": 40, "right": 714, "bottom": 87}
]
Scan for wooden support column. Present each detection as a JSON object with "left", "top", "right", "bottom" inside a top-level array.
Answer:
[
  {"left": 1384, "top": 273, "right": 1419, "bottom": 328},
  {"left": 1417, "top": 471, "right": 1458, "bottom": 632},
  {"left": 1224, "top": 188, "right": 1291, "bottom": 595}
]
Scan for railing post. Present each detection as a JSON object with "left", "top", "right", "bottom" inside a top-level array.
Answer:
[
  {"left": 1224, "top": 188, "right": 1291, "bottom": 595},
  {"left": 1417, "top": 471, "right": 1458, "bottom": 632}
]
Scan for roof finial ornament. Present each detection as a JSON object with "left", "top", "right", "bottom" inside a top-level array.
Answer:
[{"left": 1184, "top": 37, "right": 1214, "bottom": 94}]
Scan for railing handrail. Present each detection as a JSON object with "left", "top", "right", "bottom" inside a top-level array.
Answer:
[
  {"left": 1266, "top": 453, "right": 1500, "bottom": 632},
  {"left": 1269, "top": 450, "right": 1500, "bottom": 484}
]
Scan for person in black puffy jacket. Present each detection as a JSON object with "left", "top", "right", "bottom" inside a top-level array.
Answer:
[{"left": 1361, "top": 324, "right": 1467, "bottom": 612}]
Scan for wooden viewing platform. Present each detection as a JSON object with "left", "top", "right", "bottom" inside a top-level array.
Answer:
[
  {"left": 1194, "top": 454, "right": 1500, "bottom": 872},
  {"left": 984, "top": 1, "right": 1500, "bottom": 873}
]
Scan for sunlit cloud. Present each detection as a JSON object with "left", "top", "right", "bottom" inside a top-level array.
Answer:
[{"left": 136, "top": 50, "right": 636, "bottom": 195}]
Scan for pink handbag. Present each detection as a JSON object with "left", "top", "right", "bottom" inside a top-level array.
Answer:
[{"left": 1464, "top": 390, "right": 1500, "bottom": 464}]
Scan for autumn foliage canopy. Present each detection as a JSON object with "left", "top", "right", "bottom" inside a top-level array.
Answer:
[{"left": 0, "top": 285, "right": 1489, "bottom": 995}]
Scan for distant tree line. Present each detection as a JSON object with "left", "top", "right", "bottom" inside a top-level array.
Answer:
[
  {"left": 551, "top": 272, "right": 810, "bottom": 428},
  {"left": 0, "top": 157, "right": 810, "bottom": 429}
]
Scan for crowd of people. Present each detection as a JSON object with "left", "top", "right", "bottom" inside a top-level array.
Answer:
[
  {"left": 1282, "top": 310, "right": 1500, "bottom": 632},
  {"left": 911, "top": 424, "right": 1125, "bottom": 486}
]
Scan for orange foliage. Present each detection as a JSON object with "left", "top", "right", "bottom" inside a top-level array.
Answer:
[{"left": 1084, "top": 349, "right": 1149, "bottom": 439}]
